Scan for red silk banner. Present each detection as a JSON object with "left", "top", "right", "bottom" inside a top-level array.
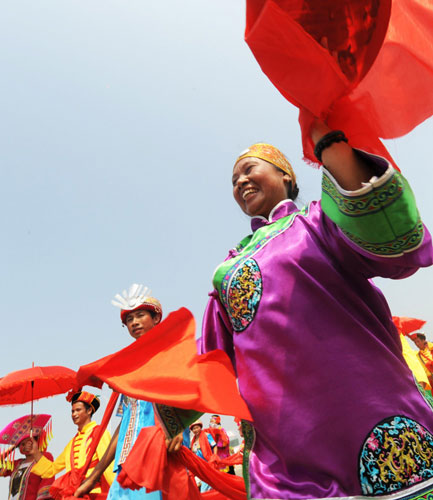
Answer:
[
  {"left": 77, "top": 308, "right": 251, "bottom": 420},
  {"left": 392, "top": 316, "right": 426, "bottom": 337},
  {"left": 246, "top": 0, "right": 433, "bottom": 167}
]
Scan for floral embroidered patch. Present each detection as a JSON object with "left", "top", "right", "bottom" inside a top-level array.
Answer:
[
  {"left": 359, "top": 416, "right": 433, "bottom": 495},
  {"left": 227, "top": 258, "right": 262, "bottom": 332}
]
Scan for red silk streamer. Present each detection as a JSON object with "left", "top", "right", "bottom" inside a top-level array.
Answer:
[
  {"left": 117, "top": 426, "right": 247, "bottom": 500},
  {"left": 49, "top": 391, "right": 119, "bottom": 500},
  {"left": 77, "top": 308, "right": 251, "bottom": 420},
  {"left": 245, "top": 0, "right": 433, "bottom": 169},
  {"left": 208, "top": 451, "right": 243, "bottom": 468}
]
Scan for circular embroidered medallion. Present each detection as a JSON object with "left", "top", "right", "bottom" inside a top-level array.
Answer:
[
  {"left": 227, "top": 258, "right": 262, "bottom": 332},
  {"left": 359, "top": 416, "right": 433, "bottom": 495}
]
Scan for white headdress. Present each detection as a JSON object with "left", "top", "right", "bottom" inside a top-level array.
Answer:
[{"left": 112, "top": 284, "right": 162, "bottom": 323}]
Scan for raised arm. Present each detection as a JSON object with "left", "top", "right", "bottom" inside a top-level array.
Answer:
[
  {"left": 309, "top": 119, "right": 432, "bottom": 271},
  {"left": 154, "top": 404, "right": 202, "bottom": 452},
  {"left": 310, "top": 120, "right": 376, "bottom": 190},
  {"left": 29, "top": 439, "right": 67, "bottom": 478}
]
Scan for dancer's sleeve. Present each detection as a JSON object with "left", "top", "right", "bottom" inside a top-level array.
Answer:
[
  {"left": 32, "top": 445, "right": 68, "bottom": 478},
  {"left": 35, "top": 452, "right": 54, "bottom": 499},
  {"left": 154, "top": 404, "right": 203, "bottom": 439},
  {"left": 199, "top": 290, "right": 236, "bottom": 369},
  {"left": 321, "top": 150, "right": 433, "bottom": 278}
]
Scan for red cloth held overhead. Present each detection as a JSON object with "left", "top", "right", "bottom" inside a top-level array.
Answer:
[
  {"left": 245, "top": 0, "right": 433, "bottom": 167},
  {"left": 77, "top": 308, "right": 251, "bottom": 420},
  {"left": 392, "top": 316, "right": 426, "bottom": 336}
]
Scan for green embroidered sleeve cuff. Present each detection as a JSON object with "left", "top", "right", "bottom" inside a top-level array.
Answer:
[
  {"left": 322, "top": 165, "right": 424, "bottom": 257},
  {"left": 154, "top": 403, "right": 202, "bottom": 438}
]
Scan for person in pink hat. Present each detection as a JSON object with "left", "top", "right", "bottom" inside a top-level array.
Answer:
[{"left": 0, "top": 414, "right": 54, "bottom": 500}]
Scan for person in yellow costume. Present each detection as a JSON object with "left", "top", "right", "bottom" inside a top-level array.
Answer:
[
  {"left": 400, "top": 334, "right": 431, "bottom": 391},
  {"left": 28, "top": 391, "right": 115, "bottom": 498},
  {"left": 413, "top": 333, "right": 433, "bottom": 388}
]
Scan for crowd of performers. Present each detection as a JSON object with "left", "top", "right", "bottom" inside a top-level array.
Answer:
[
  {"left": 0, "top": 290, "right": 245, "bottom": 500},
  {"left": 1, "top": 117, "right": 433, "bottom": 500},
  {"left": 0, "top": 389, "right": 243, "bottom": 499}
]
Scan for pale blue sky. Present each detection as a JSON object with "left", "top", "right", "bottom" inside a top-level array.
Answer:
[{"left": 1, "top": 2, "right": 432, "bottom": 496}]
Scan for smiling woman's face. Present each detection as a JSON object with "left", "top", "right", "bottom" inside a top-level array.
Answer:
[{"left": 232, "top": 157, "right": 290, "bottom": 218}]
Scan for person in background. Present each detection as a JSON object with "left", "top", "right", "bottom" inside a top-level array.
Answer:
[
  {"left": 400, "top": 334, "right": 431, "bottom": 392},
  {"left": 190, "top": 421, "right": 216, "bottom": 492},
  {"left": 29, "top": 392, "right": 114, "bottom": 498},
  {"left": 205, "top": 415, "right": 233, "bottom": 473},
  {"left": 413, "top": 333, "right": 433, "bottom": 388},
  {"left": 0, "top": 414, "right": 54, "bottom": 500}
]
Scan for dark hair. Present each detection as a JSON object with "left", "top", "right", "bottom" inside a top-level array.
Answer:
[
  {"left": 273, "top": 166, "right": 299, "bottom": 201},
  {"left": 73, "top": 400, "right": 94, "bottom": 415},
  {"left": 287, "top": 180, "right": 299, "bottom": 201},
  {"left": 124, "top": 307, "right": 158, "bottom": 323},
  {"left": 417, "top": 333, "right": 427, "bottom": 341},
  {"left": 148, "top": 309, "right": 158, "bottom": 319},
  {"left": 81, "top": 401, "right": 94, "bottom": 415}
]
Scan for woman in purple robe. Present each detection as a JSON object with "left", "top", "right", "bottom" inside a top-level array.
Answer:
[{"left": 161, "top": 121, "right": 433, "bottom": 500}]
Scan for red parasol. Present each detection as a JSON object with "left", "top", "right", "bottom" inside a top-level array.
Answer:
[
  {"left": 0, "top": 365, "right": 77, "bottom": 406},
  {"left": 245, "top": 0, "right": 433, "bottom": 168}
]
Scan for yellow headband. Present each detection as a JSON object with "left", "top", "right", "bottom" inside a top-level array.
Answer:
[{"left": 235, "top": 143, "right": 296, "bottom": 185}]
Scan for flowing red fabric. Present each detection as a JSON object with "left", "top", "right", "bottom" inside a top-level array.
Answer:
[
  {"left": 77, "top": 308, "right": 251, "bottom": 420},
  {"left": 392, "top": 316, "right": 426, "bottom": 337},
  {"left": 49, "top": 391, "right": 119, "bottom": 500},
  {"left": 117, "top": 425, "right": 247, "bottom": 500},
  {"left": 245, "top": 0, "right": 433, "bottom": 168},
  {"left": 209, "top": 451, "right": 243, "bottom": 468}
]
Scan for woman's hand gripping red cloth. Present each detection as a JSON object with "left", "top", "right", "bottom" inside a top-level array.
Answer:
[
  {"left": 117, "top": 425, "right": 247, "bottom": 500},
  {"left": 245, "top": 0, "right": 433, "bottom": 168}
]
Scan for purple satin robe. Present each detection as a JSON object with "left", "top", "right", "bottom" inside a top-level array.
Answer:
[{"left": 200, "top": 163, "right": 433, "bottom": 500}]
